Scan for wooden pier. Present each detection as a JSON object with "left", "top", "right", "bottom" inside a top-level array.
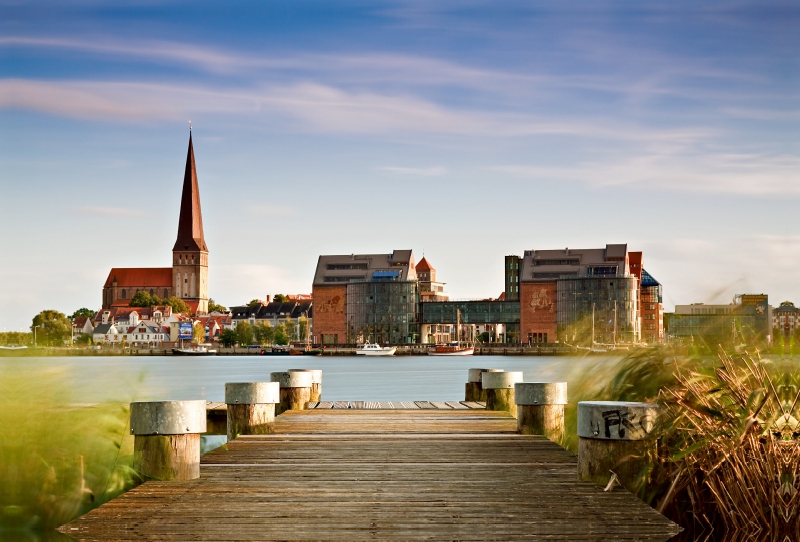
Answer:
[{"left": 61, "top": 407, "right": 680, "bottom": 541}]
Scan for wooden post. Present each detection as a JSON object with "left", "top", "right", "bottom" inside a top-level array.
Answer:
[
  {"left": 515, "top": 382, "right": 567, "bottom": 441},
  {"left": 271, "top": 371, "right": 313, "bottom": 415},
  {"left": 482, "top": 371, "right": 523, "bottom": 417},
  {"left": 130, "top": 400, "right": 206, "bottom": 481},
  {"left": 288, "top": 369, "right": 322, "bottom": 402},
  {"left": 225, "top": 382, "right": 280, "bottom": 440},
  {"left": 465, "top": 368, "right": 503, "bottom": 402},
  {"left": 577, "top": 401, "right": 659, "bottom": 492}
]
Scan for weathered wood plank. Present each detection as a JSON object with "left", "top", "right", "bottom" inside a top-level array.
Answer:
[
  {"left": 430, "top": 401, "right": 452, "bottom": 409},
  {"left": 333, "top": 401, "right": 350, "bottom": 409},
  {"left": 316, "top": 401, "right": 334, "bottom": 409},
  {"left": 62, "top": 407, "right": 681, "bottom": 542}
]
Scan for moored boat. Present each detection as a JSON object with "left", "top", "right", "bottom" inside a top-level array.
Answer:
[
  {"left": 172, "top": 345, "right": 216, "bottom": 356},
  {"left": 356, "top": 343, "right": 396, "bottom": 356},
  {"left": 427, "top": 342, "right": 474, "bottom": 356}
]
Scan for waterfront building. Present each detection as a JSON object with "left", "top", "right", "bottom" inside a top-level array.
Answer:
[
  {"left": 312, "top": 250, "right": 418, "bottom": 345},
  {"left": 515, "top": 244, "right": 639, "bottom": 345},
  {"left": 228, "top": 297, "right": 314, "bottom": 341},
  {"left": 666, "top": 294, "right": 771, "bottom": 344},
  {"left": 629, "top": 252, "right": 664, "bottom": 344},
  {"left": 417, "top": 257, "right": 449, "bottom": 302},
  {"left": 72, "top": 317, "right": 95, "bottom": 336},
  {"left": 102, "top": 133, "right": 210, "bottom": 314},
  {"left": 773, "top": 301, "right": 800, "bottom": 339},
  {"left": 504, "top": 255, "right": 521, "bottom": 302},
  {"left": 420, "top": 300, "right": 520, "bottom": 344}
]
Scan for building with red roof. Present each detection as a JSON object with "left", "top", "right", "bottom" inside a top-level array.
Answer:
[{"left": 101, "top": 133, "right": 210, "bottom": 314}]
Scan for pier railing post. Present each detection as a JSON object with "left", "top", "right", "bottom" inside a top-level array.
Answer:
[
  {"left": 577, "top": 401, "right": 659, "bottom": 492},
  {"left": 225, "top": 382, "right": 280, "bottom": 440},
  {"left": 482, "top": 371, "right": 523, "bottom": 416},
  {"left": 515, "top": 382, "right": 567, "bottom": 441},
  {"left": 271, "top": 371, "right": 313, "bottom": 415},
  {"left": 465, "top": 368, "right": 503, "bottom": 402},
  {"left": 130, "top": 400, "right": 206, "bottom": 481},
  {"left": 288, "top": 369, "right": 322, "bottom": 402}
]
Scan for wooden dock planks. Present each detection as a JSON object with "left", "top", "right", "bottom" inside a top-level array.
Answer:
[{"left": 63, "top": 409, "right": 681, "bottom": 541}]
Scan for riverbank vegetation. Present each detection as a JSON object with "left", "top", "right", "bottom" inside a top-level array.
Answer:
[
  {"left": 564, "top": 347, "right": 799, "bottom": 539},
  {"left": 0, "top": 366, "right": 138, "bottom": 534}
]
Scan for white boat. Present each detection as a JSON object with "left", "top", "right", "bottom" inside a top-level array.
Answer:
[
  {"left": 172, "top": 345, "right": 216, "bottom": 356},
  {"left": 356, "top": 343, "right": 396, "bottom": 356},
  {"left": 0, "top": 345, "right": 28, "bottom": 350}
]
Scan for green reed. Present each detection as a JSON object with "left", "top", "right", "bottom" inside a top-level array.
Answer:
[{"left": 0, "top": 365, "right": 139, "bottom": 532}]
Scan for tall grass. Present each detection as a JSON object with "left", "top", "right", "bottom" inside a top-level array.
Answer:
[
  {"left": 0, "top": 364, "right": 139, "bottom": 533},
  {"left": 563, "top": 347, "right": 800, "bottom": 539}
]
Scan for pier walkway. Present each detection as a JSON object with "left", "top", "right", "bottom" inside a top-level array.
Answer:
[{"left": 61, "top": 408, "right": 680, "bottom": 541}]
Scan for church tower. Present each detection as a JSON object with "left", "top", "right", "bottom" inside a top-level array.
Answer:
[{"left": 172, "top": 132, "right": 209, "bottom": 314}]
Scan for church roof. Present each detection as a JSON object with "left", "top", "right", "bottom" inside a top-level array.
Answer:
[
  {"left": 416, "top": 257, "right": 434, "bottom": 272},
  {"left": 172, "top": 133, "right": 207, "bottom": 252},
  {"left": 104, "top": 267, "right": 173, "bottom": 288}
]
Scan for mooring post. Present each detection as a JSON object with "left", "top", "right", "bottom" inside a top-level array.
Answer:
[
  {"left": 225, "top": 382, "right": 280, "bottom": 440},
  {"left": 465, "top": 368, "right": 503, "bottom": 402},
  {"left": 288, "top": 369, "right": 322, "bottom": 402},
  {"left": 577, "top": 401, "right": 659, "bottom": 492},
  {"left": 515, "top": 382, "right": 567, "bottom": 441},
  {"left": 482, "top": 371, "right": 523, "bottom": 416},
  {"left": 271, "top": 371, "right": 313, "bottom": 415},
  {"left": 130, "top": 400, "right": 206, "bottom": 481}
]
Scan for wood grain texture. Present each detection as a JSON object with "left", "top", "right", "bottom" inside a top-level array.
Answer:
[
  {"left": 276, "top": 387, "right": 311, "bottom": 415},
  {"left": 486, "top": 388, "right": 517, "bottom": 417},
  {"left": 517, "top": 404, "right": 565, "bottom": 442},
  {"left": 577, "top": 436, "right": 657, "bottom": 493},
  {"left": 64, "top": 409, "right": 680, "bottom": 541},
  {"left": 227, "top": 403, "right": 275, "bottom": 440},
  {"left": 132, "top": 434, "right": 200, "bottom": 481}
]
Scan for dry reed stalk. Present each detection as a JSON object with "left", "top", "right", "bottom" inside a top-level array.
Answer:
[{"left": 658, "top": 352, "right": 799, "bottom": 539}]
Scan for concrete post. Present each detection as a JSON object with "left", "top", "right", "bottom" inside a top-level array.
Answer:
[
  {"left": 225, "top": 382, "right": 280, "bottom": 440},
  {"left": 577, "top": 401, "right": 659, "bottom": 492},
  {"left": 465, "top": 368, "right": 503, "bottom": 402},
  {"left": 130, "top": 400, "right": 206, "bottom": 481},
  {"left": 482, "top": 371, "right": 523, "bottom": 416},
  {"left": 515, "top": 382, "right": 567, "bottom": 441},
  {"left": 271, "top": 371, "right": 313, "bottom": 415},
  {"left": 288, "top": 369, "right": 322, "bottom": 402}
]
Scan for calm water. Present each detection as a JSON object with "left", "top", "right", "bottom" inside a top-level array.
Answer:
[{"left": 10, "top": 354, "right": 600, "bottom": 403}]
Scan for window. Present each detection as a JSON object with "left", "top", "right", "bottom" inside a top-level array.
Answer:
[{"left": 121, "top": 289, "right": 127, "bottom": 298}]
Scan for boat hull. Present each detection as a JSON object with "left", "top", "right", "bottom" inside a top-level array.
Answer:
[
  {"left": 172, "top": 348, "right": 216, "bottom": 356},
  {"left": 427, "top": 347, "right": 474, "bottom": 356},
  {"left": 356, "top": 347, "right": 397, "bottom": 356}
]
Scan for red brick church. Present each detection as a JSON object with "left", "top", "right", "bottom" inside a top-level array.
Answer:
[{"left": 102, "top": 133, "right": 209, "bottom": 314}]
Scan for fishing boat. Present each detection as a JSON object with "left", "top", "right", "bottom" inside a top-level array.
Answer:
[
  {"left": 427, "top": 309, "right": 473, "bottom": 356},
  {"left": 172, "top": 345, "right": 216, "bottom": 356},
  {"left": 261, "top": 345, "right": 290, "bottom": 356},
  {"left": 356, "top": 343, "right": 396, "bottom": 356}
]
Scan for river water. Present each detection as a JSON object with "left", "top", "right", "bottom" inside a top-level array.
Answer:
[{"left": 16, "top": 354, "right": 600, "bottom": 403}]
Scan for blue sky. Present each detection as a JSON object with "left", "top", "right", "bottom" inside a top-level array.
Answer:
[{"left": 1, "top": 1, "right": 798, "bottom": 329}]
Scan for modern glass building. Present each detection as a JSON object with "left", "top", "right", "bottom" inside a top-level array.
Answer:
[
  {"left": 345, "top": 273, "right": 419, "bottom": 344},
  {"left": 556, "top": 276, "right": 639, "bottom": 344},
  {"left": 420, "top": 301, "right": 521, "bottom": 344}
]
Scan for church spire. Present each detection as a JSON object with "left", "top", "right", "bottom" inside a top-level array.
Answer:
[{"left": 173, "top": 132, "right": 207, "bottom": 252}]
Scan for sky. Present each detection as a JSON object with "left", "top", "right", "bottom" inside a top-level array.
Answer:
[{"left": 0, "top": 1, "right": 798, "bottom": 330}]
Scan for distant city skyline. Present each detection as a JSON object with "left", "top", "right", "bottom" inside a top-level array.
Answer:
[{"left": 1, "top": 1, "right": 798, "bottom": 329}]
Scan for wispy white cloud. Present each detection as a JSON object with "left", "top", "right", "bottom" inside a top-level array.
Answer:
[
  {"left": 493, "top": 151, "right": 800, "bottom": 195},
  {"left": 380, "top": 166, "right": 447, "bottom": 176},
  {"left": 77, "top": 206, "right": 146, "bottom": 217}
]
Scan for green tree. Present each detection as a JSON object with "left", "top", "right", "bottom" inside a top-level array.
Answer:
[
  {"left": 253, "top": 322, "right": 274, "bottom": 345},
  {"left": 208, "top": 298, "right": 227, "bottom": 313},
  {"left": 273, "top": 294, "right": 288, "bottom": 303},
  {"left": 130, "top": 291, "right": 161, "bottom": 307},
  {"left": 0, "top": 332, "right": 31, "bottom": 346},
  {"left": 69, "top": 307, "right": 97, "bottom": 319},
  {"left": 247, "top": 299, "right": 262, "bottom": 307},
  {"left": 163, "top": 296, "right": 191, "bottom": 314},
  {"left": 298, "top": 314, "right": 309, "bottom": 343},
  {"left": 193, "top": 322, "right": 205, "bottom": 344},
  {"left": 219, "top": 328, "right": 237, "bottom": 348},
  {"left": 273, "top": 327, "right": 289, "bottom": 345},
  {"left": 236, "top": 322, "right": 254, "bottom": 346},
  {"left": 283, "top": 317, "right": 296, "bottom": 342},
  {"left": 31, "top": 310, "right": 72, "bottom": 346}
]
